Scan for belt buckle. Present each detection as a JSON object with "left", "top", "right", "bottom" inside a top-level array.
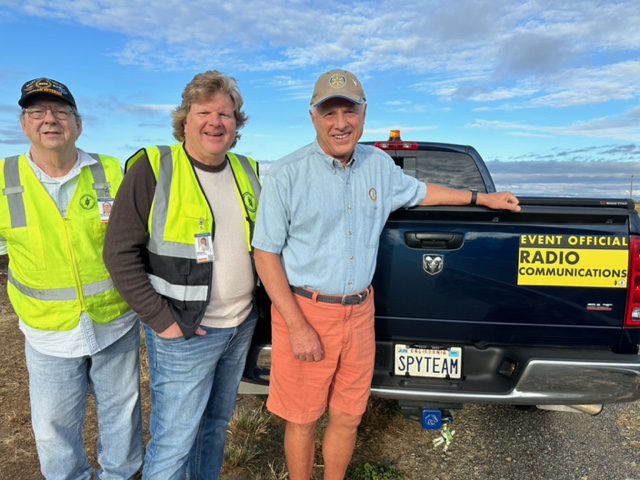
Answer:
[
  {"left": 356, "top": 291, "right": 366, "bottom": 304},
  {"left": 342, "top": 291, "right": 365, "bottom": 305}
]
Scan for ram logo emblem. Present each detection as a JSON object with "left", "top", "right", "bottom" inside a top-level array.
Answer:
[{"left": 423, "top": 254, "right": 444, "bottom": 275}]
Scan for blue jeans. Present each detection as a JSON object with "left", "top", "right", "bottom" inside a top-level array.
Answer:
[
  {"left": 142, "top": 310, "right": 258, "bottom": 480},
  {"left": 25, "top": 322, "right": 143, "bottom": 480}
]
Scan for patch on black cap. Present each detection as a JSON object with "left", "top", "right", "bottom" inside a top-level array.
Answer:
[{"left": 19, "top": 78, "right": 76, "bottom": 108}]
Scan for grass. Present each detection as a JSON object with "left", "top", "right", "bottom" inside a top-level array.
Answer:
[
  {"left": 221, "top": 395, "right": 288, "bottom": 479},
  {"left": 346, "top": 463, "right": 404, "bottom": 480},
  {"left": 221, "top": 396, "right": 410, "bottom": 479}
]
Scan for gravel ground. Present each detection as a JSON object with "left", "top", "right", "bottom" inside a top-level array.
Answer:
[
  {"left": 356, "top": 401, "right": 640, "bottom": 480},
  {"left": 235, "top": 385, "right": 640, "bottom": 479}
]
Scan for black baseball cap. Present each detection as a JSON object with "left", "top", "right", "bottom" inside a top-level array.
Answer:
[{"left": 18, "top": 77, "right": 77, "bottom": 108}]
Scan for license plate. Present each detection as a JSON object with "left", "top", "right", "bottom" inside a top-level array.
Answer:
[{"left": 394, "top": 344, "right": 462, "bottom": 379}]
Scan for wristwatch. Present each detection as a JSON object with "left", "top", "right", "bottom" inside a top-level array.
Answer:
[{"left": 469, "top": 190, "right": 478, "bottom": 206}]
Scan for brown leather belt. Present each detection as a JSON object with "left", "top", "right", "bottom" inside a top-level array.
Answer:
[{"left": 291, "top": 286, "right": 370, "bottom": 305}]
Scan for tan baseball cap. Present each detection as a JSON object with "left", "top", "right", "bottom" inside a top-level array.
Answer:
[{"left": 310, "top": 69, "right": 366, "bottom": 107}]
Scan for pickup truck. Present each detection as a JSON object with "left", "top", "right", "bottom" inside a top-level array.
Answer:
[{"left": 244, "top": 131, "right": 640, "bottom": 419}]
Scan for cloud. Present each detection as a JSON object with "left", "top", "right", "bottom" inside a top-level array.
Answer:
[
  {"left": 0, "top": 104, "right": 24, "bottom": 145},
  {"left": 3, "top": 0, "right": 640, "bottom": 146},
  {"left": 262, "top": 75, "right": 313, "bottom": 101},
  {"left": 121, "top": 104, "right": 176, "bottom": 116},
  {"left": 469, "top": 106, "right": 640, "bottom": 142},
  {"left": 495, "top": 31, "right": 576, "bottom": 77},
  {"left": 527, "top": 61, "right": 640, "bottom": 108},
  {"left": 468, "top": 86, "right": 539, "bottom": 103},
  {"left": 0, "top": 104, "right": 20, "bottom": 114},
  {"left": 489, "top": 158, "right": 638, "bottom": 197},
  {"left": 5, "top": 1, "right": 638, "bottom": 78},
  {"left": 0, "top": 125, "right": 27, "bottom": 145},
  {"left": 383, "top": 100, "right": 431, "bottom": 114},
  {"left": 478, "top": 143, "right": 640, "bottom": 197},
  {"left": 492, "top": 143, "right": 640, "bottom": 162},
  {"left": 432, "top": 59, "right": 640, "bottom": 109},
  {"left": 363, "top": 126, "right": 437, "bottom": 136}
]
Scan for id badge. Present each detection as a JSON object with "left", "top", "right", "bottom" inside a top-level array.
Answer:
[
  {"left": 98, "top": 198, "right": 114, "bottom": 223},
  {"left": 195, "top": 234, "right": 214, "bottom": 263}
]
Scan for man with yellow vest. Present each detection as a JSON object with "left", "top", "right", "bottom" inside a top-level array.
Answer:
[
  {"left": 104, "top": 71, "right": 260, "bottom": 480},
  {"left": 0, "top": 78, "right": 142, "bottom": 479}
]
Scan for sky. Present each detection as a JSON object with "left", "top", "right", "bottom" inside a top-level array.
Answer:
[{"left": 1, "top": 0, "right": 639, "bottom": 198}]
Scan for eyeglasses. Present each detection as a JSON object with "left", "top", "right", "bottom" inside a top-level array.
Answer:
[{"left": 23, "top": 106, "right": 74, "bottom": 120}]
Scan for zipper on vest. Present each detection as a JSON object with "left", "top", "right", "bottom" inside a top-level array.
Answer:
[
  {"left": 63, "top": 219, "right": 86, "bottom": 310},
  {"left": 188, "top": 155, "right": 215, "bottom": 308}
]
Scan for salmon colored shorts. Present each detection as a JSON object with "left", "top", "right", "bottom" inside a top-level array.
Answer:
[{"left": 266, "top": 288, "right": 375, "bottom": 424}]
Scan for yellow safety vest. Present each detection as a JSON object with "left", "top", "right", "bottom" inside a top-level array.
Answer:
[
  {"left": 0, "top": 154, "right": 130, "bottom": 331},
  {"left": 126, "top": 144, "right": 260, "bottom": 337}
]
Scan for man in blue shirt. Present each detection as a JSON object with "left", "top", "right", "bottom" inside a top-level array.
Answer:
[{"left": 252, "top": 69, "right": 520, "bottom": 479}]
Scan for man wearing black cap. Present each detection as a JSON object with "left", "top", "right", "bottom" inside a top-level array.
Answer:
[
  {"left": 0, "top": 78, "right": 142, "bottom": 479},
  {"left": 252, "top": 69, "right": 520, "bottom": 479}
]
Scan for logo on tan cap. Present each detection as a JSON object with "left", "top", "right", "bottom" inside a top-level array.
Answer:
[
  {"left": 329, "top": 73, "right": 346, "bottom": 89},
  {"left": 311, "top": 69, "right": 366, "bottom": 107}
]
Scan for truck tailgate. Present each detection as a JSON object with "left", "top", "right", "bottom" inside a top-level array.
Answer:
[{"left": 373, "top": 203, "right": 634, "bottom": 349}]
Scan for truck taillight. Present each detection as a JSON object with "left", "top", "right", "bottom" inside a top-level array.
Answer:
[
  {"left": 625, "top": 236, "right": 640, "bottom": 328},
  {"left": 373, "top": 129, "right": 420, "bottom": 151},
  {"left": 374, "top": 142, "right": 419, "bottom": 150}
]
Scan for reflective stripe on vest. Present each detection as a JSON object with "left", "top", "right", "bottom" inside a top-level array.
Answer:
[
  {"left": 147, "top": 146, "right": 194, "bottom": 257},
  {"left": 88, "top": 153, "right": 112, "bottom": 199},
  {"left": 8, "top": 269, "right": 115, "bottom": 301},
  {"left": 235, "top": 154, "right": 261, "bottom": 199},
  {"left": 3, "top": 156, "right": 27, "bottom": 228},
  {"left": 148, "top": 274, "right": 208, "bottom": 302}
]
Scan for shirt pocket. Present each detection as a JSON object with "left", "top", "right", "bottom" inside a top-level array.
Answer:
[{"left": 364, "top": 203, "right": 384, "bottom": 248}]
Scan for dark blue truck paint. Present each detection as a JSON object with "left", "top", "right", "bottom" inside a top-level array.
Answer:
[{"left": 244, "top": 138, "right": 640, "bottom": 411}]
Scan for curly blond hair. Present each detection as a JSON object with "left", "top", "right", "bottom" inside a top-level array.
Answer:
[{"left": 172, "top": 71, "right": 248, "bottom": 147}]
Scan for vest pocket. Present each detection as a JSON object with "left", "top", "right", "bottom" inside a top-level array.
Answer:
[
  {"left": 7, "top": 226, "right": 45, "bottom": 271},
  {"left": 87, "top": 221, "right": 110, "bottom": 269},
  {"left": 167, "top": 203, "right": 210, "bottom": 243}
]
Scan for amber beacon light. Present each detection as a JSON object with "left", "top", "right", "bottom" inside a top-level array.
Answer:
[{"left": 389, "top": 129, "right": 401, "bottom": 141}]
